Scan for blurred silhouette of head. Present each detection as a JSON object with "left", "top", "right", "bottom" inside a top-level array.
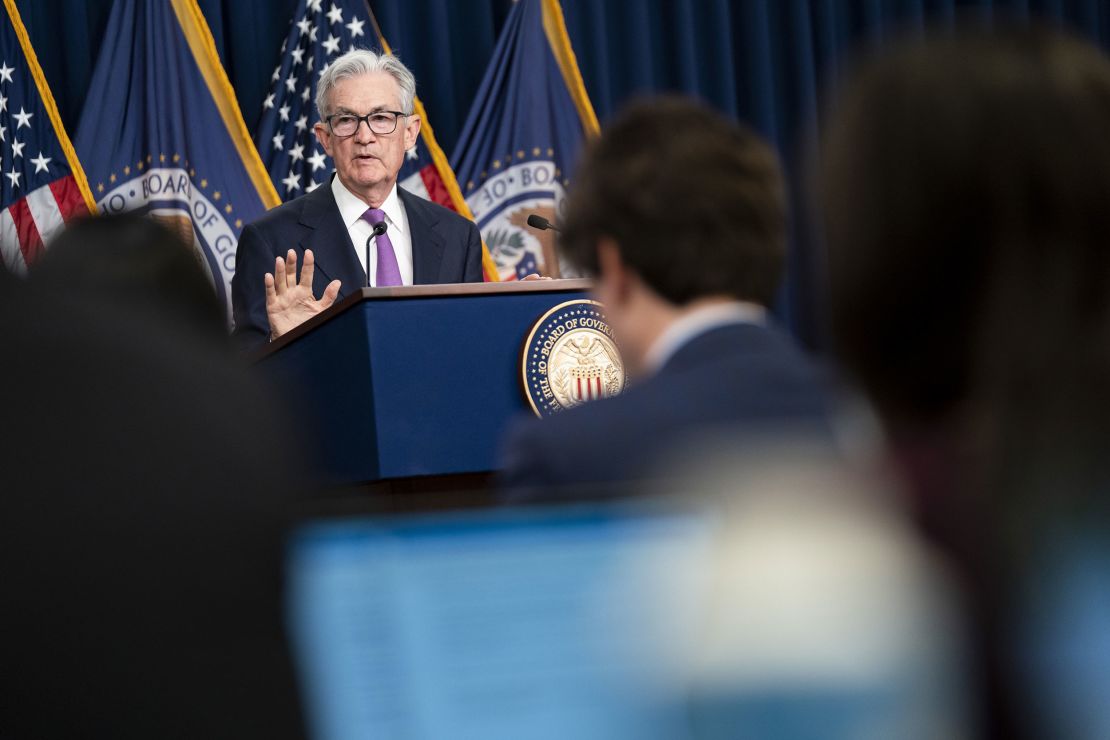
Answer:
[
  {"left": 821, "top": 26, "right": 1110, "bottom": 444},
  {"left": 0, "top": 269, "right": 306, "bottom": 738},
  {"left": 822, "top": 28, "right": 1110, "bottom": 740},
  {"left": 562, "top": 96, "right": 786, "bottom": 307},
  {"left": 559, "top": 96, "right": 786, "bottom": 372},
  {"left": 31, "top": 213, "right": 225, "bottom": 337}
]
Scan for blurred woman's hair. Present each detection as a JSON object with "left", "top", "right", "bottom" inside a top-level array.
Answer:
[
  {"left": 822, "top": 25, "right": 1110, "bottom": 488},
  {"left": 820, "top": 25, "right": 1110, "bottom": 739}
]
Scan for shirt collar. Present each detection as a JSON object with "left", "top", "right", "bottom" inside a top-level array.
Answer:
[
  {"left": 643, "top": 300, "right": 767, "bottom": 375},
  {"left": 330, "top": 176, "right": 405, "bottom": 235}
]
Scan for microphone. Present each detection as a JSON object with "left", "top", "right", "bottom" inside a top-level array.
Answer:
[
  {"left": 365, "top": 221, "right": 388, "bottom": 287},
  {"left": 526, "top": 214, "right": 560, "bottom": 233}
]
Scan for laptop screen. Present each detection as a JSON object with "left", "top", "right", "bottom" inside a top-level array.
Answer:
[
  {"left": 288, "top": 481, "right": 970, "bottom": 740},
  {"left": 288, "top": 502, "right": 712, "bottom": 740}
]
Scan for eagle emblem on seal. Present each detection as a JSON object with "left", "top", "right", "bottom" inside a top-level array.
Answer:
[{"left": 521, "top": 300, "right": 626, "bottom": 417}]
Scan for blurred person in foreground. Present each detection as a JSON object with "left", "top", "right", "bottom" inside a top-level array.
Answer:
[
  {"left": 498, "top": 97, "right": 832, "bottom": 499},
  {"left": 2, "top": 221, "right": 307, "bottom": 737},
  {"left": 820, "top": 25, "right": 1110, "bottom": 740},
  {"left": 31, "top": 213, "right": 227, "bottom": 342}
]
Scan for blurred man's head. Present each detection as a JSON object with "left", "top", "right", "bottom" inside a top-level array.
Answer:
[{"left": 559, "top": 97, "right": 786, "bottom": 374}]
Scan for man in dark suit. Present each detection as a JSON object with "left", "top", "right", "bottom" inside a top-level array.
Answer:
[
  {"left": 232, "top": 50, "right": 482, "bottom": 348},
  {"left": 499, "top": 97, "right": 831, "bottom": 498}
]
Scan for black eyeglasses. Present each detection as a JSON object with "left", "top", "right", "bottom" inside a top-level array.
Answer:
[{"left": 326, "top": 111, "right": 407, "bottom": 138}]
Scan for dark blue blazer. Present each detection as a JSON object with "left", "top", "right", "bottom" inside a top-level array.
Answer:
[
  {"left": 231, "top": 179, "right": 483, "bottom": 348},
  {"left": 498, "top": 321, "right": 832, "bottom": 500}
]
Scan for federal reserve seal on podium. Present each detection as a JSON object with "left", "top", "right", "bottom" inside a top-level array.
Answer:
[{"left": 521, "top": 300, "right": 626, "bottom": 417}]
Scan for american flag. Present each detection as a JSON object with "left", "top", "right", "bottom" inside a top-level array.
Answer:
[
  {"left": 255, "top": 0, "right": 499, "bottom": 280},
  {"left": 0, "top": 2, "right": 94, "bottom": 275}
]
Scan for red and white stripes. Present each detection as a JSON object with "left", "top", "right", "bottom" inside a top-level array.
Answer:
[{"left": 0, "top": 175, "right": 88, "bottom": 275}]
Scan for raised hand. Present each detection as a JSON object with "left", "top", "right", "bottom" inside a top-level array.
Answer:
[{"left": 263, "top": 248, "right": 342, "bottom": 340}]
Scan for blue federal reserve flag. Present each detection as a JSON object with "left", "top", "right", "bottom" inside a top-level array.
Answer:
[
  {"left": 75, "top": 0, "right": 280, "bottom": 319},
  {"left": 451, "top": 0, "right": 598, "bottom": 280}
]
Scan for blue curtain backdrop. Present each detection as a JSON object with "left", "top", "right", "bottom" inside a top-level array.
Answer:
[{"left": 15, "top": 0, "right": 1110, "bottom": 346}]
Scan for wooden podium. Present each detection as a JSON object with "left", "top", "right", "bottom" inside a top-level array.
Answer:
[{"left": 255, "top": 279, "right": 592, "bottom": 495}]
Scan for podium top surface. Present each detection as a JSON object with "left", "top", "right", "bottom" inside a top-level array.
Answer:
[{"left": 256, "top": 278, "right": 593, "bottom": 359}]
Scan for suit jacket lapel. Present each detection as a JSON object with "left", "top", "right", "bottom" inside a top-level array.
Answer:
[
  {"left": 298, "top": 179, "right": 366, "bottom": 293},
  {"left": 401, "top": 188, "right": 445, "bottom": 284}
]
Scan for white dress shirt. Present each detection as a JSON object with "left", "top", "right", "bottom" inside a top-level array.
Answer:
[
  {"left": 330, "top": 176, "right": 414, "bottom": 286},
  {"left": 642, "top": 300, "right": 767, "bottom": 376}
]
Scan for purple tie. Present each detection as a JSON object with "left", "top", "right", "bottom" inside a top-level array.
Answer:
[{"left": 362, "top": 207, "right": 402, "bottom": 287}]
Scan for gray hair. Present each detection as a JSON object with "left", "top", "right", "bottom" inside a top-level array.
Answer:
[{"left": 315, "top": 49, "right": 416, "bottom": 120}]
